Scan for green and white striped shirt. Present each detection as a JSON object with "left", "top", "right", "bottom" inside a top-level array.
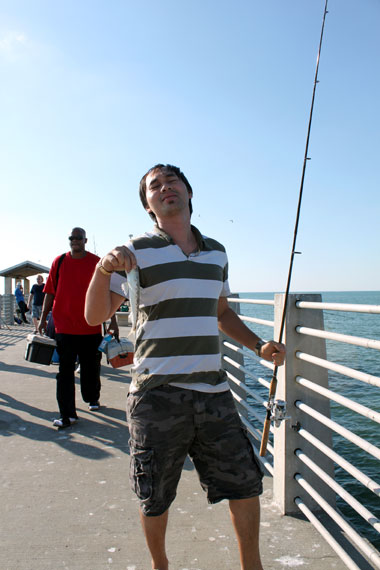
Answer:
[{"left": 111, "top": 225, "right": 231, "bottom": 392}]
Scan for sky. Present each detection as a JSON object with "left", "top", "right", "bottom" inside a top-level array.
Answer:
[{"left": 0, "top": 0, "right": 379, "bottom": 294}]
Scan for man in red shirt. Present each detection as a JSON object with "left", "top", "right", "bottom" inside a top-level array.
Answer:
[{"left": 40, "top": 227, "right": 103, "bottom": 429}]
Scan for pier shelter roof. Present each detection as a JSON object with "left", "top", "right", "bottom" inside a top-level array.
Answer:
[{"left": 0, "top": 260, "right": 50, "bottom": 279}]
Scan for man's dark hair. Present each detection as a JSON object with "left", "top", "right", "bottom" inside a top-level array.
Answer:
[{"left": 139, "top": 164, "right": 193, "bottom": 222}]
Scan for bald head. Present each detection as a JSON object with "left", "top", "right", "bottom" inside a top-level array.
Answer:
[
  {"left": 69, "top": 227, "right": 87, "bottom": 257},
  {"left": 71, "top": 227, "right": 86, "bottom": 238}
]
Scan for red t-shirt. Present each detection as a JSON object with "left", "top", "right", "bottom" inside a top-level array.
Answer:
[{"left": 44, "top": 251, "right": 101, "bottom": 335}]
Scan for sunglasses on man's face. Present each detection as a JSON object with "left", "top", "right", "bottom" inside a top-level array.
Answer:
[{"left": 69, "top": 235, "right": 85, "bottom": 241}]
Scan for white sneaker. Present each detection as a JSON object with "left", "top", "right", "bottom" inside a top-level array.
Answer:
[{"left": 52, "top": 417, "right": 77, "bottom": 428}]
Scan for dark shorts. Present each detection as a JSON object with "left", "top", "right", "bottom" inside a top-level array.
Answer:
[{"left": 126, "top": 385, "right": 264, "bottom": 516}]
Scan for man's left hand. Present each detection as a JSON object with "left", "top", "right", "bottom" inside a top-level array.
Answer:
[
  {"left": 107, "top": 314, "right": 119, "bottom": 339},
  {"left": 260, "top": 341, "right": 286, "bottom": 366}
]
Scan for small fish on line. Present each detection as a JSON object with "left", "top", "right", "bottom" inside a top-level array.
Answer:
[{"left": 121, "top": 267, "right": 139, "bottom": 333}]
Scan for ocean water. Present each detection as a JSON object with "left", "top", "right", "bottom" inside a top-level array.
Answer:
[{"left": 236, "top": 290, "right": 380, "bottom": 550}]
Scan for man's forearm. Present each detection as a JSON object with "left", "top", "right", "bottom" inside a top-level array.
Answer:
[
  {"left": 85, "top": 266, "right": 122, "bottom": 325},
  {"left": 41, "top": 293, "right": 54, "bottom": 321},
  {"left": 218, "top": 306, "right": 261, "bottom": 351},
  {"left": 218, "top": 299, "right": 286, "bottom": 365}
]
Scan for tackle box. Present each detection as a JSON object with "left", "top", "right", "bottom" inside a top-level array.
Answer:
[{"left": 25, "top": 334, "right": 57, "bottom": 365}]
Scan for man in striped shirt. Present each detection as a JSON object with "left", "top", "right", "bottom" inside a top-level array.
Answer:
[{"left": 86, "top": 164, "right": 285, "bottom": 570}]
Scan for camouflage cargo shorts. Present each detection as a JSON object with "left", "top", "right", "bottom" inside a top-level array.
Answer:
[{"left": 126, "top": 384, "right": 264, "bottom": 516}]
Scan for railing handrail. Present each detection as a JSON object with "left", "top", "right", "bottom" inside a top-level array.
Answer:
[
  {"left": 239, "top": 315, "right": 274, "bottom": 327},
  {"left": 227, "top": 295, "right": 380, "bottom": 314},
  {"left": 296, "top": 375, "right": 380, "bottom": 424},
  {"left": 227, "top": 297, "right": 275, "bottom": 306},
  {"left": 295, "top": 476, "right": 380, "bottom": 569},
  {"left": 222, "top": 340, "right": 274, "bottom": 372},
  {"left": 295, "top": 400, "right": 380, "bottom": 461},
  {"left": 296, "top": 300, "right": 380, "bottom": 314},
  {"left": 225, "top": 369, "right": 267, "bottom": 406},
  {"left": 222, "top": 354, "right": 270, "bottom": 389},
  {"left": 297, "top": 325, "right": 380, "bottom": 350},
  {"left": 296, "top": 350, "right": 380, "bottom": 388},
  {"left": 298, "top": 426, "right": 380, "bottom": 497},
  {"left": 295, "top": 497, "right": 363, "bottom": 570},
  {"left": 296, "top": 449, "right": 380, "bottom": 533}
]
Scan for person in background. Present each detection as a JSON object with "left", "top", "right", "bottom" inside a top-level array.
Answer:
[
  {"left": 28, "top": 275, "right": 45, "bottom": 333},
  {"left": 85, "top": 164, "right": 286, "bottom": 570},
  {"left": 39, "top": 227, "right": 104, "bottom": 429},
  {"left": 14, "top": 282, "right": 29, "bottom": 323}
]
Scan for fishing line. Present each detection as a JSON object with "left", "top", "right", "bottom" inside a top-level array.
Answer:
[{"left": 260, "top": 0, "right": 329, "bottom": 456}]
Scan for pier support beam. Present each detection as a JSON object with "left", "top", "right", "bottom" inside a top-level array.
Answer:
[{"left": 273, "top": 294, "right": 335, "bottom": 515}]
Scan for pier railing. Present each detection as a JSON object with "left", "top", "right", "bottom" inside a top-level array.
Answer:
[
  {"left": 0, "top": 294, "right": 15, "bottom": 325},
  {"left": 0, "top": 294, "right": 30, "bottom": 325},
  {"left": 222, "top": 293, "right": 380, "bottom": 570}
]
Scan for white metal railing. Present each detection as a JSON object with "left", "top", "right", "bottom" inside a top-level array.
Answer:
[
  {"left": 295, "top": 476, "right": 380, "bottom": 569},
  {"left": 223, "top": 340, "right": 274, "bottom": 372},
  {"left": 296, "top": 400, "right": 380, "bottom": 461},
  {"left": 295, "top": 496, "right": 362, "bottom": 570},
  {"left": 223, "top": 353, "right": 271, "bottom": 389},
  {"left": 296, "top": 351, "right": 380, "bottom": 388},
  {"left": 240, "top": 315, "right": 274, "bottom": 327},
  {"left": 295, "top": 450, "right": 380, "bottom": 534},
  {"left": 0, "top": 294, "right": 15, "bottom": 326},
  {"left": 295, "top": 375, "right": 380, "bottom": 423},
  {"left": 296, "top": 325, "right": 380, "bottom": 350},
  {"left": 298, "top": 427, "right": 380, "bottom": 496},
  {"left": 223, "top": 293, "right": 380, "bottom": 569},
  {"left": 228, "top": 298, "right": 274, "bottom": 306},
  {"left": 296, "top": 300, "right": 380, "bottom": 314}
]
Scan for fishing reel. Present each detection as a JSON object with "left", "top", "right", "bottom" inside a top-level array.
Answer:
[{"left": 267, "top": 399, "right": 291, "bottom": 427}]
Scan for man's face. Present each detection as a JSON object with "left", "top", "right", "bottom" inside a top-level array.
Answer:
[
  {"left": 37, "top": 276, "right": 43, "bottom": 285},
  {"left": 145, "top": 168, "right": 192, "bottom": 221},
  {"left": 68, "top": 230, "right": 86, "bottom": 253}
]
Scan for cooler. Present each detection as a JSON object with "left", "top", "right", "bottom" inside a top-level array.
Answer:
[
  {"left": 106, "top": 338, "right": 134, "bottom": 368},
  {"left": 25, "top": 334, "right": 57, "bottom": 365}
]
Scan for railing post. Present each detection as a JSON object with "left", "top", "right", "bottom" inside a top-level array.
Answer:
[
  {"left": 1, "top": 277, "right": 14, "bottom": 325},
  {"left": 220, "top": 294, "right": 247, "bottom": 418},
  {"left": 273, "top": 293, "right": 335, "bottom": 514}
]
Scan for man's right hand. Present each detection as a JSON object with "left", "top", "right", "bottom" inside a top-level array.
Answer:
[
  {"left": 38, "top": 319, "right": 47, "bottom": 335},
  {"left": 101, "top": 246, "right": 137, "bottom": 273}
]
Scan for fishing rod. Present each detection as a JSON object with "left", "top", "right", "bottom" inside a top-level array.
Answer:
[{"left": 259, "top": 0, "right": 329, "bottom": 456}]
